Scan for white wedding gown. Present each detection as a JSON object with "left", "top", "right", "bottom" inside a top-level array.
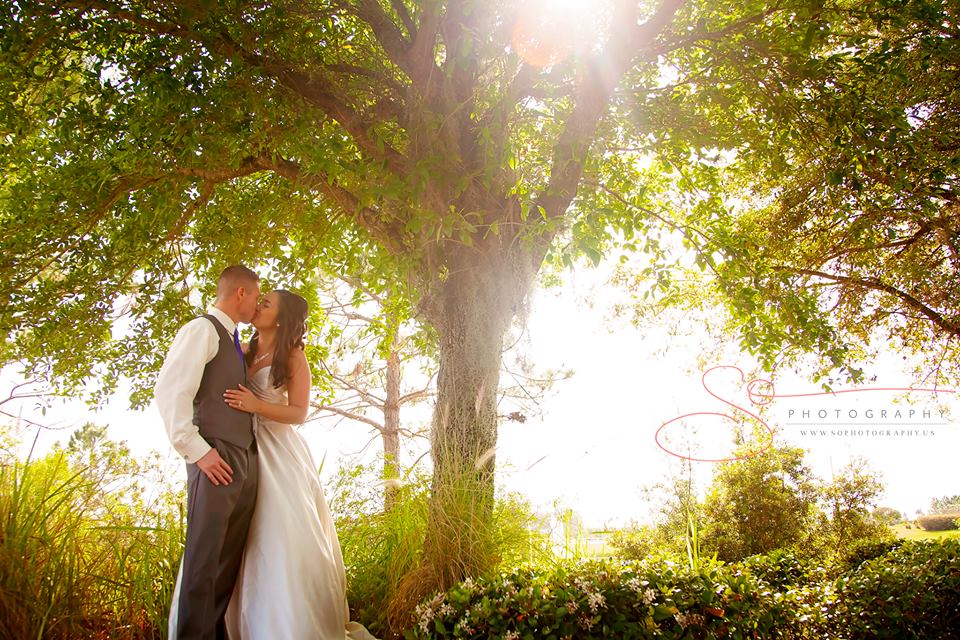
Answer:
[{"left": 169, "top": 366, "right": 376, "bottom": 640}]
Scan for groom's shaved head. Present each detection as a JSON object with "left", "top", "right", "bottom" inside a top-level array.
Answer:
[{"left": 217, "top": 264, "right": 260, "bottom": 299}]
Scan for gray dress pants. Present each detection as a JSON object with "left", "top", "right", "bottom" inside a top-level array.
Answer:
[{"left": 177, "top": 438, "right": 259, "bottom": 640}]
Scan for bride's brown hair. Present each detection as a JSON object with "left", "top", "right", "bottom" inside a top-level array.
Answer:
[{"left": 245, "top": 290, "right": 309, "bottom": 388}]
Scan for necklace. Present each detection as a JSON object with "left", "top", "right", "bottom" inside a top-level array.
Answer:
[{"left": 253, "top": 350, "right": 273, "bottom": 365}]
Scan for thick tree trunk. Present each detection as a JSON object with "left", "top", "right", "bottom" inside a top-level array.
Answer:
[
  {"left": 383, "top": 348, "right": 401, "bottom": 512},
  {"left": 421, "top": 275, "right": 506, "bottom": 579},
  {"left": 388, "top": 248, "right": 530, "bottom": 631}
]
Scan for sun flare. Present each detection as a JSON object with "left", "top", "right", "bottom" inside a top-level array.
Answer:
[{"left": 510, "top": 0, "right": 610, "bottom": 68}]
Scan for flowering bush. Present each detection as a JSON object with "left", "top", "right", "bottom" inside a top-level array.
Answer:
[
  {"left": 404, "top": 558, "right": 785, "bottom": 639},
  {"left": 405, "top": 541, "right": 960, "bottom": 639}
]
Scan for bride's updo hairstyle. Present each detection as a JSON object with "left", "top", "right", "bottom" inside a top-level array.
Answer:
[{"left": 246, "top": 289, "right": 309, "bottom": 389}]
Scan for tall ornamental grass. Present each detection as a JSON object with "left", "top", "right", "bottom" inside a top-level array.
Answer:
[{"left": 0, "top": 443, "right": 183, "bottom": 639}]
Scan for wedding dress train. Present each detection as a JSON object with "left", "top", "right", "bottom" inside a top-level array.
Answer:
[{"left": 169, "top": 366, "right": 376, "bottom": 639}]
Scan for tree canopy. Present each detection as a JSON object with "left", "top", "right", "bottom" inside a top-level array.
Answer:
[
  {"left": 608, "top": 0, "right": 960, "bottom": 383},
  {"left": 4, "top": 1, "right": 957, "bottom": 396}
]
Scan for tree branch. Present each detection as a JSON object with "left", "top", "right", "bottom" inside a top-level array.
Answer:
[
  {"left": 0, "top": 380, "right": 51, "bottom": 408},
  {"left": 324, "top": 62, "right": 408, "bottom": 98},
  {"left": 776, "top": 266, "right": 960, "bottom": 337},
  {"left": 325, "top": 367, "right": 387, "bottom": 407},
  {"left": 72, "top": 2, "right": 411, "bottom": 179},
  {"left": 116, "top": 179, "right": 217, "bottom": 288},
  {"left": 476, "top": 62, "right": 538, "bottom": 150},
  {"left": 529, "top": 0, "right": 687, "bottom": 263},
  {"left": 408, "top": 0, "right": 442, "bottom": 87},
  {"left": 264, "top": 155, "right": 410, "bottom": 255},
  {"left": 390, "top": 0, "right": 417, "bottom": 37},
  {"left": 653, "top": 5, "right": 781, "bottom": 56},
  {"left": 330, "top": 271, "right": 387, "bottom": 306},
  {"left": 248, "top": 64, "right": 409, "bottom": 177},
  {"left": 339, "top": 0, "right": 417, "bottom": 80},
  {"left": 15, "top": 174, "right": 159, "bottom": 290},
  {"left": 399, "top": 386, "right": 434, "bottom": 404},
  {"left": 310, "top": 402, "right": 386, "bottom": 431}
]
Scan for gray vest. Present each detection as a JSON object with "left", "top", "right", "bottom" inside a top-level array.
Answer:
[{"left": 192, "top": 315, "right": 255, "bottom": 449}]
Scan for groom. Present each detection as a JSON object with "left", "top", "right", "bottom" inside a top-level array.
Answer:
[{"left": 156, "top": 264, "right": 261, "bottom": 640}]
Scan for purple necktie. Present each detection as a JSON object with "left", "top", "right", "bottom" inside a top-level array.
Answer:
[{"left": 233, "top": 328, "right": 245, "bottom": 365}]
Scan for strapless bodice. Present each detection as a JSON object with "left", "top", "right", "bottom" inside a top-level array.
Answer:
[{"left": 248, "top": 366, "right": 287, "bottom": 406}]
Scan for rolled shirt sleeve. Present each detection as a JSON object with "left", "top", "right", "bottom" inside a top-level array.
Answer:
[{"left": 155, "top": 317, "right": 219, "bottom": 463}]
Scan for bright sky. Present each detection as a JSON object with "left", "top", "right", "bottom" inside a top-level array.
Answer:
[
  {"left": 499, "top": 263, "right": 959, "bottom": 526},
  {"left": 4, "top": 257, "right": 958, "bottom": 529}
]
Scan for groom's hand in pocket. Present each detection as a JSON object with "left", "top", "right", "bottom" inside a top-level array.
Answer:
[{"left": 196, "top": 448, "right": 234, "bottom": 486}]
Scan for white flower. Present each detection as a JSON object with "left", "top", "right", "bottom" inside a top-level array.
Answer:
[
  {"left": 504, "top": 632, "right": 520, "bottom": 640},
  {"left": 565, "top": 600, "right": 578, "bottom": 613},
  {"left": 438, "top": 603, "right": 454, "bottom": 617},
  {"left": 642, "top": 588, "right": 657, "bottom": 605},
  {"left": 587, "top": 591, "right": 606, "bottom": 613},
  {"left": 674, "top": 612, "right": 704, "bottom": 628},
  {"left": 626, "top": 577, "right": 643, "bottom": 592},
  {"left": 462, "top": 577, "right": 475, "bottom": 591}
]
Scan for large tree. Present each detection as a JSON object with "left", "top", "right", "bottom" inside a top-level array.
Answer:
[{"left": 2, "top": 0, "right": 957, "bottom": 618}]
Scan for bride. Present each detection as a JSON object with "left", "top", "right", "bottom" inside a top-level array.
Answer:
[{"left": 169, "top": 289, "right": 374, "bottom": 639}]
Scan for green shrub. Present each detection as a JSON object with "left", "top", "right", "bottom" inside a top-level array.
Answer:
[
  {"left": 402, "top": 540, "right": 960, "bottom": 640},
  {"left": 736, "top": 548, "right": 824, "bottom": 590},
  {"left": 608, "top": 526, "right": 657, "bottom": 562},
  {"left": 826, "top": 539, "right": 960, "bottom": 639},
  {"left": 774, "top": 540, "right": 960, "bottom": 640},
  {"left": 916, "top": 513, "right": 960, "bottom": 531},
  {"left": 836, "top": 538, "right": 903, "bottom": 573},
  {"left": 404, "top": 557, "right": 787, "bottom": 639}
]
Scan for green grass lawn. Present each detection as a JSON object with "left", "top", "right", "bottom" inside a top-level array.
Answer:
[{"left": 893, "top": 523, "right": 960, "bottom": 541}]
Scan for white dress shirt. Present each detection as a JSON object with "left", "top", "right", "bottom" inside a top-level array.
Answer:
[{"left": 155, "top": 307, "right": 239, "bottom": 463}]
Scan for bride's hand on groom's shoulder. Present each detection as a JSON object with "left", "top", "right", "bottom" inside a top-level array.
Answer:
[{"left": 224, "top": 384, "right": 261, "bottom": 415}]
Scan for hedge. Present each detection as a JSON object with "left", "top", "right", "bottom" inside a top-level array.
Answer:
[
  {"left": 405, "top": 540, "right": 960, "bottom": 640},
  {"left": 916, "top": 513, "right": 960, "bottom": 531}
]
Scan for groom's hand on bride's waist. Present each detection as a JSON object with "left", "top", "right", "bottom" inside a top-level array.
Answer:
[{"left": 196, "top": 448, "right": 234, "bottom": 485}]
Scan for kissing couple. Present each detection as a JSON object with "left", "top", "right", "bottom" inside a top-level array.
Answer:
[{"left": 155, "top": 265, "right": 376, "bottom": 640}]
